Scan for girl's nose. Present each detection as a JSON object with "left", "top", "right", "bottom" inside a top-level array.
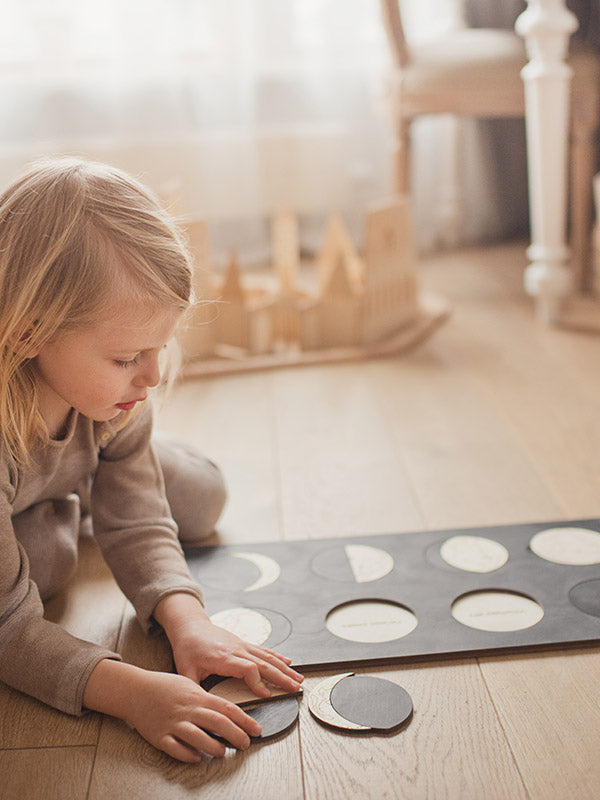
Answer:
[{"left": 134, "top": 355, "right": 161, "bottom": 388}]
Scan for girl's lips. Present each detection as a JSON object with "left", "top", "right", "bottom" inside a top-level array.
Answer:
[{"left": 116, "top": 398, "right": 145, "bottom": 411}]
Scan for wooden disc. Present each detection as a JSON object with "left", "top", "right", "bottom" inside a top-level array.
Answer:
[
  {"left": 308, "top": 673, "right": 369, "bottom": 731},
  {"left": 209, "top": 606, "right": 291, "bottom": 648},
  {"left": 210, "top": 607, "right": 272, "bottom": 645},
  {"left": 529, "top": 527, "right": 600, "bottom": 565},
  {"left": 205, "top": 676, "right": 303, "bottom": 707},
  {"left": 311, "top": 544, "right": 394, "bottom": 583},
  {"left": 325, "top": 599, "right": 417, "bottom": 643},
  {"left": 451, "top": 590, "right": 544, "bottom": 632},
  {"left": 247, "top": 697, "right": 299, "bottom": 742},
  {"left": 440, "top": 535, "right": 508, "bottom": 573},
  {"left": 329, "top": 675, "right": 413, "bottom": 732},
  {"left": 187, "top": 552, "right": 260, "bottom": 591}
]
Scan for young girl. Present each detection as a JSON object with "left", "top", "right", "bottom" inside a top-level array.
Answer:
[{"left": 0, "top": 157, "right": 303, "bottom": 763}]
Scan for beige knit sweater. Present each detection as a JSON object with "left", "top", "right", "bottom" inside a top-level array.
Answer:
[{"left": 0, "top": 403, "right": 203, "bottom": 715}]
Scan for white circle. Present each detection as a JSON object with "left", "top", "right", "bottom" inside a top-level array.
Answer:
[
  {"left": 325, "top": 600, "right": 417, "bottom": 643},
  {"left": 440, "top": 535, "right": 509, "bottom": 573},
  {"left": 451, "top": 590, "right": 544, "bottom": 632},
  {"left": 210, "top": 607, "right": 272, "bottom": 645},
  {"left": 529, "top": 527, "right": 600, "bottom": 565}
]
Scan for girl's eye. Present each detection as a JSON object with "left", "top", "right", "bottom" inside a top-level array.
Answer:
[{"left": 114, "top": 357, "right": 139, "bottom": 368}]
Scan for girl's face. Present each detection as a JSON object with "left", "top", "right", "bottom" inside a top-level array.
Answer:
[{"left": 32, "top": 302, "right": 182, "bottom": 437}]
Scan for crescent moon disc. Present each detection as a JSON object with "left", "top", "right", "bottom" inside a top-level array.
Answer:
[
  {"left": 232, "top": 552, "right": 281, "bottom": 591},
  {"left": 308, "top": 673, "right": 369, "bottom": 731}
]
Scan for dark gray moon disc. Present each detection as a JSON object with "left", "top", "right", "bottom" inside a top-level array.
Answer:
[
  {"left": 247, "top": 697, "right": 300, "bottom": 741},
  {"left": 569, "top": 578, "right": 600, "bottom": 618},
  {"left": 330, "top": 675, "right": 413, "bottom": 731}
]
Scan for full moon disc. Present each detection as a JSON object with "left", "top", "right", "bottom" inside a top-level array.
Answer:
[
  {"left": 529, "top": 527, "right": 600, "bottom": 565},
  {"left": 210, "top": 607, "right": 272, "bottom": 645},
  {"left": 440, "top": 535, "right": 509, "bottom": 573},
  {"left": 209, "top": 606, "right": 291, "bottom": 648},
  {"left": 325, "top": 600, "right": 417, "bottom": 643},
  {"left": 451, "top": 590, "right": 544, "bottom": 632},
  {"left": 330, "top": 675, "right": 413, "bottom": 731}
]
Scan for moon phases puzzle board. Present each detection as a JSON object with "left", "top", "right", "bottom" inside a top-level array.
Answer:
[{"left": 183, "top": 518, "right": 600, "bottom": 669}]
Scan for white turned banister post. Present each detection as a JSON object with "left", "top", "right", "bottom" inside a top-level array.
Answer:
[{"left": 516, "top": 0, "right": 578, "bottom": 324}]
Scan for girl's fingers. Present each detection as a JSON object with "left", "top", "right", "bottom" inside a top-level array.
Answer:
[
  {"left": 244, "top": 647, "right": 304, "bottom": 686},
  {"left": 180, "top": 715, "right": 251, "bottom": 754},
  {"left": 252, "top": 661, "right": 302, "bottom": 692},
  {"left": 161, "top": 734, "right": 211, "bottom": 763},
  {"left": 200, "top": 696, "right": 263, "bottom": 739},
  {"left": 228, "top": 655, "right": 301, "bottom": 697},
  {"left": 256, "top": 645, "right": 293, "bottom": 665}
]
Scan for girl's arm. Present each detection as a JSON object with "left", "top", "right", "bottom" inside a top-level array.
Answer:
[
  {"left": 153, "top": 592, "right": 304, "bottom": 695},
  {"left": 82, "top": 658, "right": 261, "bottom": 762},
  {"left": 83, "top": 593, "right": 303, "bottom": 762}
]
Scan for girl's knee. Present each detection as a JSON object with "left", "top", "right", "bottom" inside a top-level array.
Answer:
[{"left": 153, "top": 433, "right": 227, "bottom": 544}]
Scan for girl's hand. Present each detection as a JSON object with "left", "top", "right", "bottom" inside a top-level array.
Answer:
[
  {"left": 83, "top": 660, "right": 262, "bottom": 762},
  {"left": 126, "top": 669, "right": 262, "bottom": 761},
  {"left": 153, "top": 593, "right": 304, "bottom": 698}
]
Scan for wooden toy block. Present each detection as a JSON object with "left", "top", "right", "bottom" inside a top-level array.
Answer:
[{"left": 179, "top": 196, "right": 449, "bottom": 376}]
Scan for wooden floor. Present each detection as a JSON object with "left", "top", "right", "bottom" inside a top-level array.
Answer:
[{"left": 3, "top": 239, "right": 600, "bottom": 799}]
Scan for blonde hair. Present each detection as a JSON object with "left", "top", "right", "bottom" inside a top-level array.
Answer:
[{"left": 0, "top": 156, "right": 193, "bottom": 464}]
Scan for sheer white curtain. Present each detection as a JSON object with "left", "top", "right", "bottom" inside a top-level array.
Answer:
[{"left": 0, "top": 0, "right": 484, "bottom": 262}]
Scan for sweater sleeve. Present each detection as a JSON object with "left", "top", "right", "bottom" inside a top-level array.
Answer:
[
  {"left": 91, "top": 403, "right": 203, "bottom": 633},
  {"left": 0, "top": 463, "right": 122, "bottom": 716}
]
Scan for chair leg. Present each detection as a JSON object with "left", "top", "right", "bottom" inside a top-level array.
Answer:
[{"left": 569, "top": 119, "right": 599, "bottom": 294}]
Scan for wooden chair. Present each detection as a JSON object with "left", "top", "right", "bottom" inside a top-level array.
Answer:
[{"left": 380, "top": 0, "right": 600, "bottom": 292}]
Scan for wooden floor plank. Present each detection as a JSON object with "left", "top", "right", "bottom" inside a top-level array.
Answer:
[
  {"left": 370, "top": 348, "right": 563, "bottom": 531},
  {"left": 419, "top": 243, "right": 600, "bottom": 799},
  {"left": 88, "top": 715, "right": 304, "bottom": 800},
  {"left": 437, "top": 296, "right": 600, "bottom": 519},
  {"left": 270, "top": 363, "right": 425, "bottom": 540},
  {"left": 478, "top": 648, "right": 600, "bottom": 799},
  {"left": 0, "top": 746, "right": 96, "bottom": 800},
  {"left": 300, "top": 662, "right": 528, "bottom": 800}
]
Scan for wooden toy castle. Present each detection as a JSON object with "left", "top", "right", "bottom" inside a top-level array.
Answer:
[{"left": 178, "top": 197, "right": 449, "bottom": 377}]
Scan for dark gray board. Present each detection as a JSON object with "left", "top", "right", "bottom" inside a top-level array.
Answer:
[{"left": 184, "top": 518, "right": 600, "bottom": 670}]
